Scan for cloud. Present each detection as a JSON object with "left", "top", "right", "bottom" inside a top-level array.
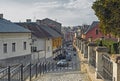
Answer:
[
  {"left": 33, "top": 0, "right": 98, "bottom": 25},
  {"left": 0, "top": 0, "right": 98, "bottom": 26}
]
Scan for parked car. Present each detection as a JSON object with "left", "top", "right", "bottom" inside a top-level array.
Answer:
[
  {"left": 57, "top": 60, "right": 69, "bottom": 67},
  {"left": 66, "top": 54, "right": 72, "bottom": 61},
  {"left": 53, "top": 54, "right": 66, "bottom": 61},
  {"left": 73, "top": 53, "right": 76, "bottom": 56},
  {"left": 73, "top": 47, "right": 76, "bottom": 51}
]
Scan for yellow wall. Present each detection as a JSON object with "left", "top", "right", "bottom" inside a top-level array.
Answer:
[{"left": 52, "top": 37, "right": 62, "bottom": 49}]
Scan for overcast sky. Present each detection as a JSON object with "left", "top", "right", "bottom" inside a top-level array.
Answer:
[{"left": 0, "top": 0, "right": 98, "bottom": 26}]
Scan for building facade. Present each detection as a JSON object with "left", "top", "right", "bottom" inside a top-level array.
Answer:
[{"left": 0, "top": 17, "right": 31, "bottom": 67}]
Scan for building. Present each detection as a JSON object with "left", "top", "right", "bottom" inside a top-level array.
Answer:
[
  {"left": 0, "top": 15, "right": 31, "bottom": 67},
  {"left": 39, "top": 18, "right": 62, "bottom": 34},
  {"left": 62, "top": 27, "right": 74, "bottom": 42},
  {"left": 36, "top": 20, "right": 62, "bottom": 57},
  {"left": 16, "top": 19, "right": 62, "bottom": 62},
  {"left": 16, "top": 20, "right": 54, "bottom": 62},
  {"left": 82, "top": 21, "right": 103, "bottom": 41}
]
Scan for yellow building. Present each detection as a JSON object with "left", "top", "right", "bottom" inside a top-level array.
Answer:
[{"left": 52, "top": 37, "right": 62, "bottom": 49}]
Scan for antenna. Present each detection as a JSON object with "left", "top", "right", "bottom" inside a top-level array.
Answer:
[{"left": 33, "top": 15, "right": 36, "bottom": 22}]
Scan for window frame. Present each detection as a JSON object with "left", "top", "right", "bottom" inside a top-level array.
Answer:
[
  {"left": 12, "top": 43, "right": 16, "bottom": 52},
  {"left": 3, "top": 43, "right": 7, "bottom": 53},
  {"left": 23, "top": 42, "right": 27, "bottom": 50}
]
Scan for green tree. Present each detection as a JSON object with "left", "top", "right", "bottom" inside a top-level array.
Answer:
[{"left": 92, "top": 0, "right": 120, "bottom": 37}]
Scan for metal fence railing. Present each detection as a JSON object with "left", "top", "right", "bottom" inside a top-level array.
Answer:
[
  {"left": 0, "top": 67, "right": 9, "bottom": 81},
  {"left": 0, "top": 61, "right": 80, "bottom": 81}
]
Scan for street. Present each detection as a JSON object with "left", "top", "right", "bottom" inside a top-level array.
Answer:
[
  {"left": 34, "top": 43, "right": 89, "bottom": 81},
  {"left": 36, "top": 71, "right": 89, "bottom": 81}
]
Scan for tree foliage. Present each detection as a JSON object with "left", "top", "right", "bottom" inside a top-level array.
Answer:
[{"left": 92, "top": 0, "right": 120, "bottom": 37}]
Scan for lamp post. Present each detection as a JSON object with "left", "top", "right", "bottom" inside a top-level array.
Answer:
[
  {"left": 118, "top": 38, "right": 120, "bottom": 54},
  {"left": 99, "top": 37, "right": 104, "bottom": 46}
]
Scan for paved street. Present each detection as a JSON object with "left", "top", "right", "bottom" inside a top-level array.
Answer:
[
  {"left": 34, "top": 44, "right": 90, "bottom": 81},
  {"left": 36, "top": 71, "right": 89, "bottom": 81}
]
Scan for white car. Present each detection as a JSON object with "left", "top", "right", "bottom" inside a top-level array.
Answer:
[{"left": 57, "top": 60, "right": 69, "bottom": 67}]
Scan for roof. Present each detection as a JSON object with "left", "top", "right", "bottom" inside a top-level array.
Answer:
[
  {"left": 38, "top": 24, "right": 62, "bottom": 38},
  {"left": 16, "top": 23, "right": 52, "bottom": 38},
  {"left": 0, "top": 18, "right": 30, "bottom": 33},
  {"left": 42, "top": 18, "right": 61, "bottom": 25},
  {"left": 84, "top": 21, "right": 99, "bottom": 34}
]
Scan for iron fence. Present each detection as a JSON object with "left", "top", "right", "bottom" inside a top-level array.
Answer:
[
  {"left": 0, "top": 61, "right": 80, "bottom": 81},
  {"left": 0, "top": 67, "right": 9, "bottom": 81}
]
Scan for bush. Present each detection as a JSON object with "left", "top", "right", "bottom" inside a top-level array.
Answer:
[{"left": 95, "top": 39, "right": 116, "bottom": 54}]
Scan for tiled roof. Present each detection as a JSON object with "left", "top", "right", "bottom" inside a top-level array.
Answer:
[
  {"left": 16, "top": 23, "right": 52, "bottom": 38},
  {"left": 38, "top": 24, "right": 62, "bottom": 38},
  {"left": 0, "top": 18, "right": 30, "bottom": 33},
  {"left": 84, "top": 21, "right": 99, "bottom": 34}
]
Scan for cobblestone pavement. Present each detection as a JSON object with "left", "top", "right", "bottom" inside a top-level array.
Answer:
[{"left": 35, "top": 71, "right": 89, "bottom": 81}]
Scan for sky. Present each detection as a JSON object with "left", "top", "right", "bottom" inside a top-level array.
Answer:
[{"left": 0, "top": 0, "right": 98, "bottom": 26}]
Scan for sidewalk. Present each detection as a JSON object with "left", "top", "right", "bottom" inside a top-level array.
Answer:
[
  {"left": 35, "top": 71, "right": 89, "bottom": 81},
  {"left": 74, "top": 45, "right": 103, "bottom": 81}
]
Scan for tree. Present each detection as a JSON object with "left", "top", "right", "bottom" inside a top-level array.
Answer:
[{"left": 92, "top": 0, "right": 120, "bottom": 37}]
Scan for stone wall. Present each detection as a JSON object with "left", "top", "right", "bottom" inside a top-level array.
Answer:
[{"left": 0, "top": 54, "right": 31, "bottom": 67}]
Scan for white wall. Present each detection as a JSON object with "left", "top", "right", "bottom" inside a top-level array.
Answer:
[
  {"left": 31, "top": 50, "right": 45, "bottom": 62},
  {"left": 0, "top": 33, "right": 31, "bottom": 60},
  {"left": 32, "top": 37, "right": 53, "bottom": 60},
  {"left": 34, "top": 38, "right": 45, "bottom": 51},
  {"left": 45, "top": 38, "right": 53, "bottom": 58}
]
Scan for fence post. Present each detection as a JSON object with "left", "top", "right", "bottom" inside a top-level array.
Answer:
[
  {"left": 39, "top": 63, "right": 41, "bottom": 75},
  {"left": 45, "top": 63, "right": 46, "bottom": 73},
  {"left": 48, "top": 62, "right": 50, "bottom": 71},
  {"left": 21, "top": 64, "right": 23, "bottom": 81},
  {"left": 30, "top": 63, "right": 32, "bottom": 81},
  {"left": 52, "top": 62, "right": 54, "bottom": 71},
  {"left": 43, "top": 63, "right": 44, "bottom": 74},
  {"left": 36, "top": 63, "right": 38, "bottom": 78},
  {"left": 46, "top": 62, "right": 48, "bottom": 72},
  {"left": 8, "top": 66, "right": 11, "bottom": 81},
  {"left": 72, "top": 62, "right": 73, "bottom": 70}
]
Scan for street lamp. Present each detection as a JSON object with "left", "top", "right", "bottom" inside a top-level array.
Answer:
[
  {"left": 99, "top": 37, "right": 104, "bottom": 46},
  {"left": 118, "top": 38, "right": 120, "bottom": 54}
]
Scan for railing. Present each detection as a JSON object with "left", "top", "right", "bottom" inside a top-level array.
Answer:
[
  {"left": 0, "top": 61, "right": 80, "bottom": 81},
  {"left": 0, "top": 67, "right": 9, "bottom": 81},
  {"left": 97, "top": 71, "right": 112, "bottom": 81}
]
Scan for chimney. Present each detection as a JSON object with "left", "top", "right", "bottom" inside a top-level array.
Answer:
[
  {"left": 26, "top": 19, "right": 31, "bottom": 23},
  {"left": 0, "top": 14, "right": 3, "bottom": 19},
  {"left": 36, "top": 19, "right": 42, "bottom": 25}
]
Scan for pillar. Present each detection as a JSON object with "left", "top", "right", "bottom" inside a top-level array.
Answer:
[
  {"left": 95, "top": 46, "right": 108, "bottom": 79},
  {"left": 83, "top": 41, "right": 88, "bottom": 58},
  {"left": 88, "top": 42, "right": 97, "bottom": 64},
  {"left": 112, "top": 55, "right": 120, "bottom": 81}
]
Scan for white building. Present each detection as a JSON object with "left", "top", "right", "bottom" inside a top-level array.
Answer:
[
  {"left": 0, "top": 15, "right": 31, "bottom": 67},
  {"left": 16, "top": 22, "right": 53, "bottom": 62}
]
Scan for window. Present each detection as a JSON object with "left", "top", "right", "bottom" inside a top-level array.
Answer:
[
  {"left": 47, "top": 46, "right": 50, "bottom": 51},
  {"left": 23, "top": 42, "right": 26, "bottom": 50},
  {"left": 3, "top": 43, "right": 7, "bottom": 53},
  {"left": 96, "top": 29, "right": 99, "bottom": 35},
  {"left": 12, "top": 43, "right": 16, "bottom": 52},
  {"left": 31, "top": 46, "right": 37, "bottom": 52}
]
